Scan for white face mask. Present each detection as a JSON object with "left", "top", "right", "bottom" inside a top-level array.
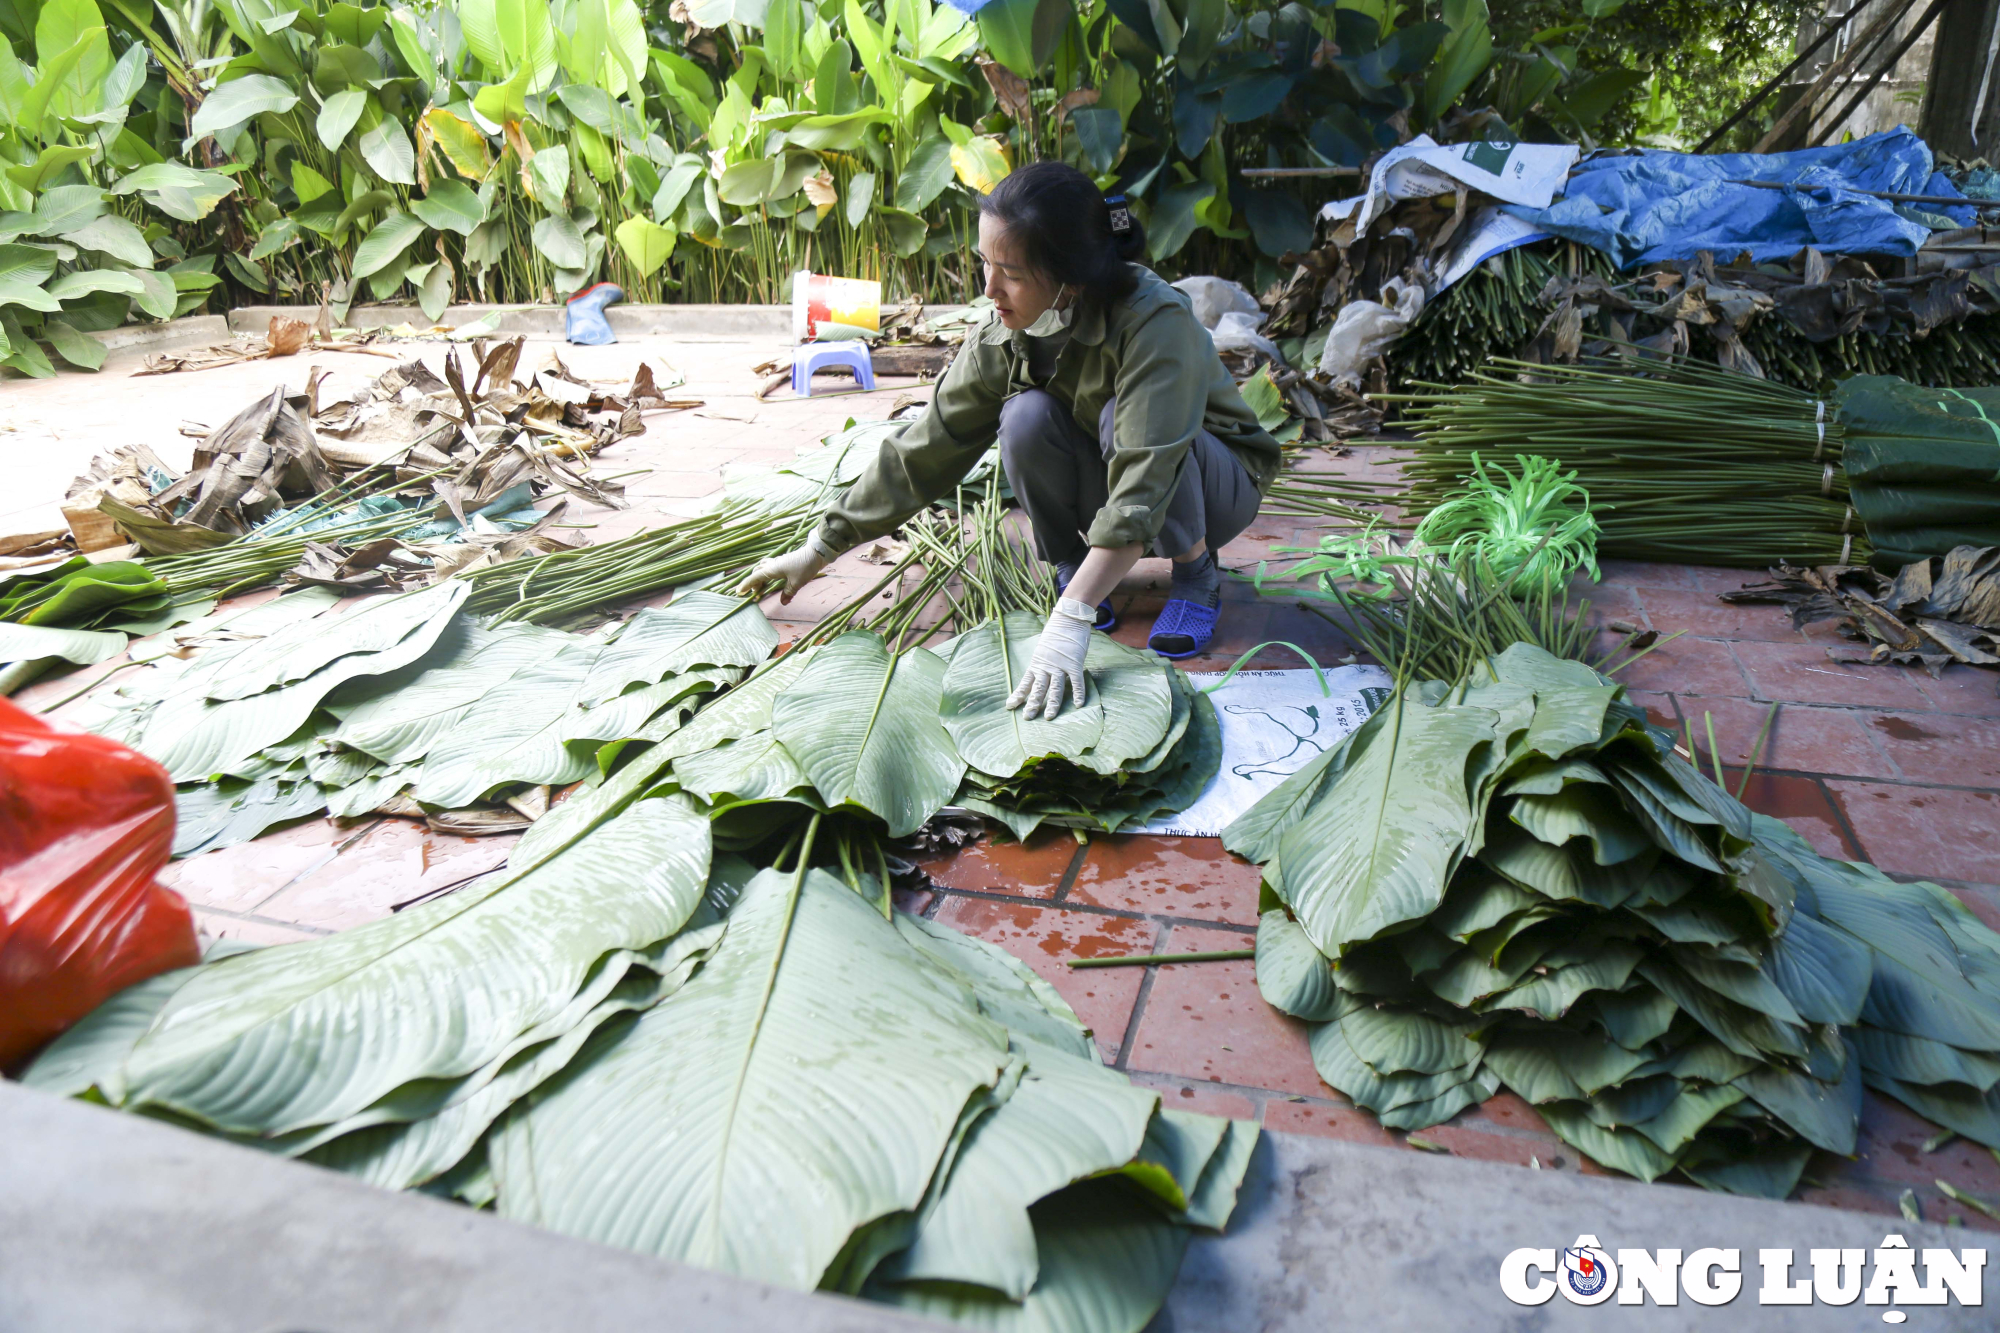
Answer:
[{"left": 1023, "top": 286, "right": 1074, "bottom": 337}]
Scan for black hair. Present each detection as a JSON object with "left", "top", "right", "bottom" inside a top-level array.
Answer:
[{"left": 978, "top": 161, "right": 1149, "bottom": 309}]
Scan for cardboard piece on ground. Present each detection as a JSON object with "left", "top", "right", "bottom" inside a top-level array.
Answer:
[{"left": 1138, "top": 665, "right": 1393, "bottom": 837}]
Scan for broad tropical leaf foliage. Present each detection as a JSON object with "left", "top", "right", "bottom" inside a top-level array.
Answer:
[{"left": 1228, "top": 643, "right": 2000, "bottom": 1198}]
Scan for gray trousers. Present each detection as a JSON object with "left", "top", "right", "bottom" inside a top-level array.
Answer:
[{"left": 996, "top": 390, "right": 1260, "bottom": 566}]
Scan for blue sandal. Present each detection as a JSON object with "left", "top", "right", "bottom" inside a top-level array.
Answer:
[
  {"left": 1148, "top": 597, "right": 1219, "bottom": 659},
  {"left": 1089, "top": 600, "right": 1118, "bottom": 632}
]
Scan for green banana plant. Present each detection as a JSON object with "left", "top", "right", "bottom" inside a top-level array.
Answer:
[
  {"left": 0, "top": 0, "right": 1553, "bottom": 375},
  {"left": 0, "top": 0, "right": 236, "bottom": 375}
]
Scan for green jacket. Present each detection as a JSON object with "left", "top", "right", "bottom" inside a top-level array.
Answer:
[{"left": 817, "top": 266, "right": 1281, "bottom": 553}]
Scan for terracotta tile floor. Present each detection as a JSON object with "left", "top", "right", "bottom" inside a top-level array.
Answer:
[{"left": 17, "top": 352, "right": 2000, "bottom": 1229}]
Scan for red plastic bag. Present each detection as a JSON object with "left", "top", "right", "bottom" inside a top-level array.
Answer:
[{"left": 0, "top": 696, "right": 199, "bottom": 1070}]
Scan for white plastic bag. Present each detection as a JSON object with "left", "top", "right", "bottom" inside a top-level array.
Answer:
[
  {"left": 1317, "top": 278, "right": 1426, "bottom": 390},
  {"left": 1173, "top": 276, "right": 1262, "bottom": 330},
  {"left": 1209, "top": 310, "right": 1285, "bottom": 365}
]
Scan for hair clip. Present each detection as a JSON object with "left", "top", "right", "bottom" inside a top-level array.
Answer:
[{"left": 1105, "top": 192, "right": 1132, "bottom": 235}]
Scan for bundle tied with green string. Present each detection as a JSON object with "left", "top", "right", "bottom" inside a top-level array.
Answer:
[
  {"left": 1834, "top": 376, "right": 2000, "bottom": 567},
  {"left": 1391, "top": 355, "right": 1871, "bottom": 568}
]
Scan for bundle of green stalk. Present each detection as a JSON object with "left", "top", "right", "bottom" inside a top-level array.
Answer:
[
  {"left": 1388, "top": 244, "right": 1615, "bottom": 391},
  {"left": 31, "top": 709, "right": 1253, "bottom": 1333},
  {"left": 1393, "top": 355, "right": 1870, "bottom": 567},
  {"left": 81, "top": 583, "right": 777, "bottom": 856},
  {"left": 1225, "top": 638, "right": 2000, "bottom": 1197},
  {"left": 1386, "top": 239, "right": 2000, "bottom": 394},
  {"left": 1258, "top": 472, "right": 1391, "bottom": 522},
  {"left": 461, "top": 496, "right": 810, "bottom": 626},
  {"left": 132, "top": 455, "right": 483, "bottom": 606},
  {"left": 1735, "top": 317, "right": 2000, "bottom": 391},
  {"left": 458, "top": 418, "right": 922, "bottom": 627}
]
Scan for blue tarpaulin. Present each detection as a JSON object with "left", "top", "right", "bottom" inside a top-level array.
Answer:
[{"left": 1504, "top": 127, "right": 1974, "bottom": 269}]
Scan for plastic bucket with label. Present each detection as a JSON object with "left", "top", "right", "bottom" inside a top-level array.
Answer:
[{"left": 792, "top": 270, "right": 881, "bottom": 342}]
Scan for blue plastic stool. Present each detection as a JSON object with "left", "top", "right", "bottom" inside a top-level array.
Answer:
[
  {"left": 792, "top": 340, "right": 875, "bottom": 396},
  {"left": 565, "top": 282, "right": 624, "bottom": 345}
]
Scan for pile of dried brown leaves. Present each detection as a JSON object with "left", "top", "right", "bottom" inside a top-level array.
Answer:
[{"left": 1721, "top": 545, "right": 2000, "bottom": 680}]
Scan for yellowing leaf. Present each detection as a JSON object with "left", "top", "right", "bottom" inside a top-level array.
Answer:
[
  {"left": 422, "top": 107, "right": 493, "bottom": 181},
  {"left": 950, "top": 135, "right": 1010, "bottom": 194}
]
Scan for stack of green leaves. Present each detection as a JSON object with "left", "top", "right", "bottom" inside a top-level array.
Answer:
[
  {"left": 86, "top": 586, "right": 775, "bottom": 856},
  {"left": 1225, "top": 643, "right": 2000, "bottom": 1197},
  {"left": 657, "top": 616, "right": 1220, "bottom": 854},
  {"left": 940, "top": 612, "right": 1222, "bottom": 842},
  {"left": 0, "top": 555, "right": 174, "bottom": 630},
  {"left": 29, "top": 773, "right": 1255, "bottom": 1333},
  {"left": 26, "top": 790, "right": 724, "bottom": 1190}
]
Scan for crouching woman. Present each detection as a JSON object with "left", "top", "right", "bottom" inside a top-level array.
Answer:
[{"left": 742, "top": 161, "right": 1280, "bottom": 718}]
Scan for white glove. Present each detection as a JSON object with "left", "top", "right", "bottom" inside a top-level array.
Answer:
[
  {"left": 1007, "top": 598, "right": 1095, "bottom": 720},
  {"left": 738, "top": 541, "right": 829, "bottom": 603}
]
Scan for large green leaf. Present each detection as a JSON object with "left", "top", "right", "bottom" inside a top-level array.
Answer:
[
  {"left": 1070, "top": 633, "right": 1172, "bottom": 776},
  {"left": 133, "top": 584, "right": 467, "bottom": 781},
  {"left": 316, "top": 88, "right": 366, "bottom": 149},
  {"left": 358, "top": 118, "right": 417, "bottom": 185},
  {"left": 895, "top": 912, "right": 1094, "bottom": 1061},
  {"left": 1275, "top": 694, "right": 1497, "bottom": 958},
  {"left": 59, "top": 214, "right": 151, "bottom": 267},
  {"left": 1253, "top": 909, "right": 1342, "bottom": 1021},
  {"left": 664, "top": 650, "right": 810, "bottom": 792},
  {"left": 870, "top": 1177, "right": 1190, "bottom": 1331},
  {"left": 940, "top": 611, "right": 1105, "bottom": 780},
  {"left": 409, "top": 179, "right": 487, "bottom": 237},
  {"left": 351, "top": 209, "right": 428, "bottom": 280},
  {"left": 1538, "top": 1102, "right": 1679, "bottom": 1182},
  {"left": 530, "top": 213, "right": 588, "bottom": 270},
  {"left": 205, "top": 584, "right": 459, "bottom": 702},
  {"left": 528, "top": 142, "right": 570, "bottom": 204},
  {"left": 1308, "top": 1011, "right": 1485, "bottom": 1120},
  {"left": 110, "top": 162, "right": 237, "bottom": 220},
  {"left": 1505, "top": 785, "right": 1651, "bottom": 866},
  {"left": 895, "top": 134, "right": 955, "bottom": 211},
  {"left": 772, "top": 632, "right": 964, "bottom": 837},
  {"left": 0, "top": 241, "right": 57, "bottom": 287},
  {"left": 120, "top": 796, "right": 712, "bottom": 1136},
  {"left": 29, "top": 183, "right": 105, "bottom": 235},
  {"left": 877, "top": 1044, "right": 1157, "bottom": 1298},
  {"left": 308, "top": 920, "right": 726, "bottom": 1190},
  {"left": 189, "top": 73, "right": 299, "bottom": 139},
  {"left": 332, "top": 621, "right": 572, "bottom": 764},
  {"left": 18, "top": 26, "right": 104, "bottom": 140},
  {"left": 512, "top": 650, "right": 801, "bottom": 871},
  {"left": 458, "top": 0, "right": 558, "bottom": 89},
  {"left": 1483, "top": 1025, "right": 1648, "bottom": 1103},
  {"left": 414, "top": 595, "right": 775, "bottom": 807},
  {"left": 1850, "top": 1026, "right": 2000, "bottom": 1091},
  {"left": 1636, "top": 958, "right": 1809, "bottom": 1061},
  {"left": 1341, "top": 1002, "right": 1482, "bottom": 1077},
  {"left": 487, "top": 866, "right": 1011, "bottom": 1289},
  {"left": 613, "top": 216, "right": 676, "bottom": 276},
  {"left": 1735, "top": 1050, "right": 1860, "bottom": 1154},
  {"left": 0, "top": 619, "right": 126, "bottom": 668}
]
